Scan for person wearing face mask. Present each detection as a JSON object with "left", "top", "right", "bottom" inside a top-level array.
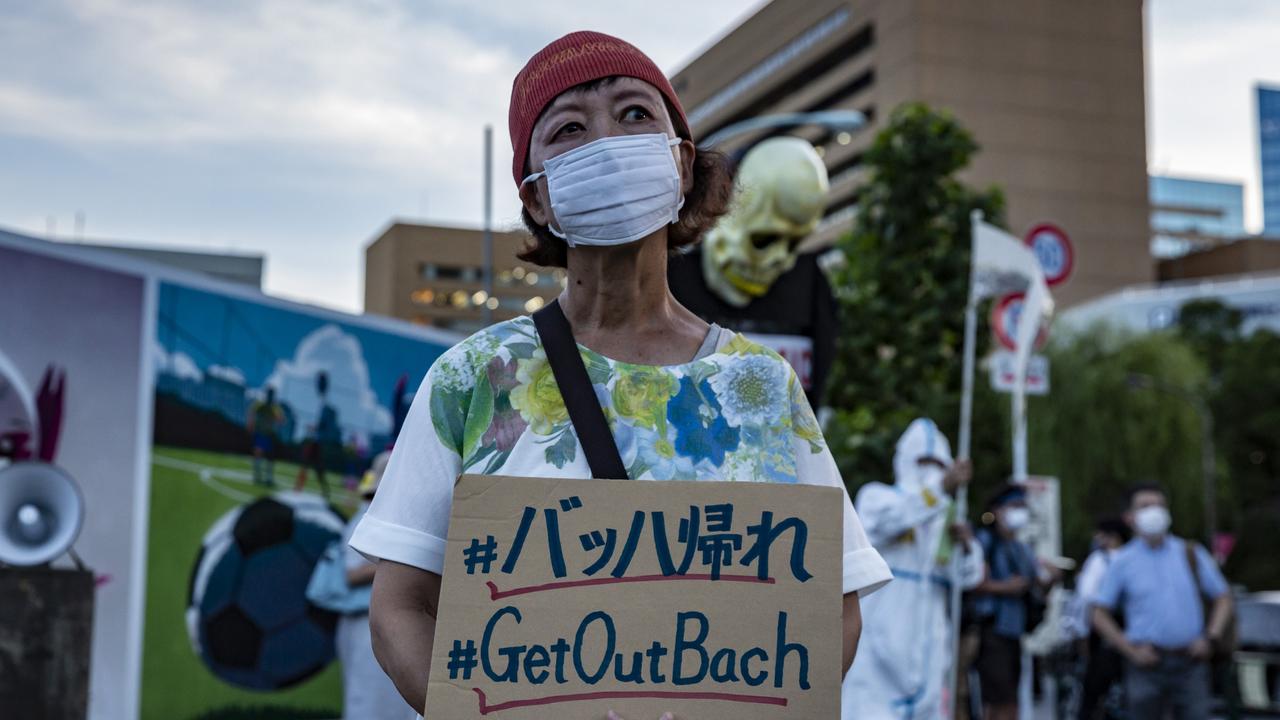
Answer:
[
  {"left": 347, "top": 31, "right": 892, "bottom": 719},
  {"left": 969, "top": 484, "right": 1055, "bottom": 720},
  {"left": 1091, "top": 483, "right": 1233, "bottom": 720},
  {"left": 1066, "top": 517, "right": 1130, "bottom": 720},
  {"left": 841, "top": 419, "right": 985, "bottom": 719}
]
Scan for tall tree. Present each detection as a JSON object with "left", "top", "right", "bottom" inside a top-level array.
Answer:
[
  {"left": 1177, "top": 300, "right": 1280, "bottom": 588},
  {"left": 1177, "top": 298, "right": 1244, "bottom": 377},
  {"left": 1216, "top": 328, "right": 1280, "bottom": 589},
  {"left": 825, "top": 102, "right": 1005, "bottom": 489},
  {"left": 1027, "top": 328, "right": 1208, "bottom": 559}
]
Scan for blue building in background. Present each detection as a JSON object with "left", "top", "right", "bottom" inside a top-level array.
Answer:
[
  {"left": 1149, "top": 174, "right": 1246, "bottom": 258},
  {"left": 1261, "top": 84, "right": 1280, "bottom": 236}
]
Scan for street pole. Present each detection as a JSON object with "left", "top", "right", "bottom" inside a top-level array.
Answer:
[
  {"left": 1011, "top": 383, "right": 1028, "bottom": 481},
  {"left": 483, "top": 125, "right": 494, "bottom": 325},
  {"left": 1198, "top": 397, "right": 1218, "bottom": 548}
]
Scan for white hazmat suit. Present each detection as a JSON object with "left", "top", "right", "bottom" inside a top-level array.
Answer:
[{"left": 842, "top": 419, "right": 985, "bottom": 719}]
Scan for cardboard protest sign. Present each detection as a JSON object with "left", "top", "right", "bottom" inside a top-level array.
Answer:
[{"left": 425, "top": 475, "right": 843, "bottom": 719}]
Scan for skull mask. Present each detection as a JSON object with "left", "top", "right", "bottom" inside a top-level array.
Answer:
[{"left": 701, "top": 137, "right": 830, "bottom": 307}]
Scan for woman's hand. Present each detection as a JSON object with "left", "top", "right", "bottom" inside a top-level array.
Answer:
[{"left": 606, "top": 711, "right": 674, "bottom": 720}]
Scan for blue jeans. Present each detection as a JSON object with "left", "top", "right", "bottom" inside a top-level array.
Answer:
[{"left": 1124, "top": 654, "right": 1210, "bottom": 720}]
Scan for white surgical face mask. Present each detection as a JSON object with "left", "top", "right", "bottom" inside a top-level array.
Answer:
[
  {"left": 1133, "top": 505, "right": 1171, "bottom": 537},
  {"left": 522, "top": 133, "right": 684, "bottom": 247},
  {"left": 1003, "top": 507, "right": 1031, "bottom": 531},
  {"left": 916, "top": 464, "right": 946, "bottom": 493}
]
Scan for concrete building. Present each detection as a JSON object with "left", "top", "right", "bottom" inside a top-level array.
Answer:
[
  {"left": 1149, "top": 175, "right": 1246, "bottom": 258},
  {"left": 61, "top": 241, "right": 263, "bottom": 288},
  {"left": 671, "top": 0, "right": 1151, "bottom": 307},
  {"left": 363, "top": 221, "right": 562, "bottom": 332},
  {"left": 1158, "top": 238, "right": 1280, "bottom": 283},
  {"left": 1259, "top": 84, "right": 1280, "bottom": 236}
]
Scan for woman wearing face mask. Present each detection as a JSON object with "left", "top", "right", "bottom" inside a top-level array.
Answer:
[
  {"left": 968, "top": 485, "right": 1057, "bottom": 720},
  {"left": 348, "top": 31, "right": 892, "bottom": 718}
]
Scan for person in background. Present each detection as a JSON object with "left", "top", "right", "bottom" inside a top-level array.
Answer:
[
  {"left": 245, "top": 386, "right": 283, "bottom": 487},
  {"left": 843, "top": 418, "right": 986, "bottom": 719},
  {"left": 296, "top": 371, "right": 340, "bottom": 499},
  {"left": 969, "top": 484, "right": 1059, "bottom": 720},
  {"left": 1092, "top": 483, "right": 1233, "bottom": 720},
  {"left": 1068, "top": 517, "right": 1130, "bottom": 719},
  {"left": 336, "top": 450, "right": 407, "bottom": 719}
]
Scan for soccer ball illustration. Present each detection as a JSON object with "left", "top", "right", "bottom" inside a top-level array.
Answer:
[{"left": 186, "top": 492, "right": 345, "bottom": 690}]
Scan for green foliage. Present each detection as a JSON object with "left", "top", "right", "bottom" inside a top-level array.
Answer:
[
  {"left": 1177, "top": 302, "right": 1280, "bottom": 589},
  {"left": 826, "top": 102, "right": 1004, "bottom": 487},
  {"left": 823, "top": 104, "right": 1278, "bottom": 589},
  {"left": 1024, "top": 310, "right": 1279, "bottom": 589},
  {"left": 1176, "top": 298, "right": 1244, "bottom": 376},
  {"left": 1026, "top": 328, "right": 1208, "bottom": 560}
]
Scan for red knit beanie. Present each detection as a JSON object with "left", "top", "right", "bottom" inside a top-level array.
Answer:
[{"left": 508, "top": 31, "right": 690, "bottom": 187}]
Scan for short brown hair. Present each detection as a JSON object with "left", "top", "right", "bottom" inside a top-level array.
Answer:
[{"left": 517, "top": 77, "right": 734, "bottom": 267}]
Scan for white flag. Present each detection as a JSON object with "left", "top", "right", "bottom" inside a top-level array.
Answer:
[
  {"left": 969, "top": 218, "right": 1054, "bottom": 391},
  {"left": 971, "top": 219, "right": 1045, "bottom": 301}
]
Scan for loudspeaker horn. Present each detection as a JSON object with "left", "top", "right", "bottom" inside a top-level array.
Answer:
[{"left": 0, "top": 462, "right": 84, "bottom": 566}]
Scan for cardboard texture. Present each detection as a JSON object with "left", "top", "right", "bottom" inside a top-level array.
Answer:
[{"left": 425, "top": 475, "right": 843, "bottom": 719}]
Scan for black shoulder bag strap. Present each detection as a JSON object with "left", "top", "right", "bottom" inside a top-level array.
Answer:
[{"left": 532, "top": 300, "right": 629, "bottom": 479}]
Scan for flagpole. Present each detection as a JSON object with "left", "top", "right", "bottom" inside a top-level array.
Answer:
[
  {"left": 947, "top": 209, "right": 982, "bottom": 719},
  {"left": 958, "top": 212, "right": 981, "bottom": 460}
]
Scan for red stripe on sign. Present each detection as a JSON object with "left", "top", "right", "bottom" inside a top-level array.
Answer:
[
  {"left": 485, "top": 573, "right": 776, "bottom": 601},
  {"left": 472, "top": 687, "right": 789, "bottom": 714}
]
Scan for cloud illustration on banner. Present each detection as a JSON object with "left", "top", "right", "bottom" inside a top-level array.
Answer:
[
  {"left": 263, "top": 324, "right": 390, "bottom": 444},
  {"left": 153, "top": 340, "right": 204, "bottom": 382}
]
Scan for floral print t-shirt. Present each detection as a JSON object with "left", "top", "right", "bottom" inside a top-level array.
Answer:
[{"left": 349, "top": 316, "right": 891, "bottom": 596}]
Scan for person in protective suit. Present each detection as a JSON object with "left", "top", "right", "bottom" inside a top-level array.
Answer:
[{"left": 842, "top": 418, "right": 985, "bottom": 719}]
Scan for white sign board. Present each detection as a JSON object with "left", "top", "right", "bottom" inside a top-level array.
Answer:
[
  {"left": 989, "top": 351, "right": 1049, "bottom": 395},
  {"left": 1016, "top": 476, "right": 1061, "bottom": 560}
]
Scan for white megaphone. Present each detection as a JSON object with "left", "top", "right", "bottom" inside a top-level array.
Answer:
[{"left": 0, "top": 461, "right": 85, "bottom": 566}]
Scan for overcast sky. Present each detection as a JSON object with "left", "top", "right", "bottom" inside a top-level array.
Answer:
[{"left": 2, "top": 0, "right": 1277, "bottom": 313}]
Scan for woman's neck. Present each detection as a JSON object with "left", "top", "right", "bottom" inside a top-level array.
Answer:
[
  {"left": 557, "top": 232, "right": 708, "bottom": 364},
  {"left": 561, "top": 233, "right": 677, "bottom": 332}
]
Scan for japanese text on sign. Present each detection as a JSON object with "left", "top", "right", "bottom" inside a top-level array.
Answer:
[{"left": 425, "top": 475, "right": 844, "bottom": 720}]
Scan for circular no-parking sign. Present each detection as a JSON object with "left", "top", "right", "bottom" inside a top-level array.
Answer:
[
  {"left": 992, "top": 293, "right": 1049, "bottom": 351},
  {"left": 1024, "top": 223, "right": 1073, "bottom": 286}
]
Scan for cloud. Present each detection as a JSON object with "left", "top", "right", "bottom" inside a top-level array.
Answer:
[
  {"left": 152, "top": 340, "right": 204, "bottom": 382},
  {"left": 0, "top": 0, "right": 768, "bottom": 310},
  {"left": 262, "top": 323, "right": 390, "bottom": 443},
  {"left": 0, "top": 0, "right": 521, "bottom": 181},
  {"left": 207, "top": 364, "right": 246, "bottom": 386}
]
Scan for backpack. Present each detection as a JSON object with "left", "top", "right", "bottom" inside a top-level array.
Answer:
[{"left": 1184, "top": 540, "right": 1237, "bottom": 663}]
